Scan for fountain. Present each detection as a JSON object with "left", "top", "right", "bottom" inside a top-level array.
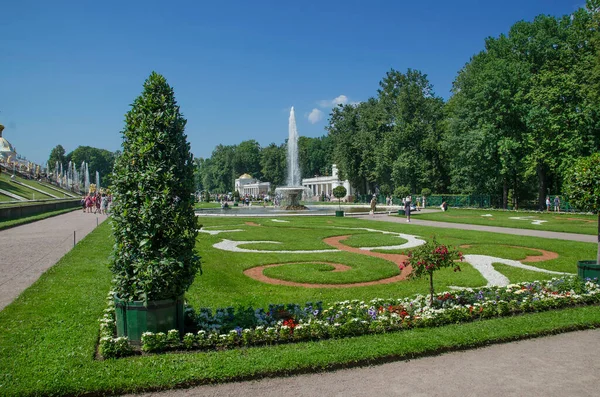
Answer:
[{"left": 275, "top": 107, "right": 308, "bottom": 210}]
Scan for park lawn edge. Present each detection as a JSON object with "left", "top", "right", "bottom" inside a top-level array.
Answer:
[
  {"left": 2, "top": 219, "right": 600, "bottom": 396},
  {"left": 0, "top": 207, "right": 79, "bottom": 231},
  {"left": 113, "top": 314, "right": 600, "bottom": 396},
  {"left": 406, "top": 209, "right": 597, "bottom": 235}
]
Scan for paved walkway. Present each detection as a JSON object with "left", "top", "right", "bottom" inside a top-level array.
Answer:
[
  {"left": 129, "top": 329, "right": 600, "bottom": 397},
  {"left": 0, "top": 210, "right": 108, "bottom": 311},
  {"left": 355, "top": 213, "right": 597, "bottom": 243}
]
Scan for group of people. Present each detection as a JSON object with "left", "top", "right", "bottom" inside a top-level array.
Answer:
[
  {"left": 81, "top": 193, "right": 111, "bottom": 215},
  {"left": 370, "top": 195, "right": 416, "bottom": 222},
  {"left": 545, "top": 196, "right": 560, "bottom": 212}
]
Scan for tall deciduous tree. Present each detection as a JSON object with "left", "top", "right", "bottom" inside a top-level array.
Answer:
[
  {"left": 378, "top": 69, "right": 446, "bottom": 194},
  {"left": 564, "top": 153, "right": 600, "bottom": 265},
  {"left": 260, "top": 142, "right": 286, "bottom": 189},
  {"left": 232, "top": 140, "right": 262, "bottom": 180},
  {"left": 66, "top": 146, "right": 116, "bottom": 187},
  {"left": 48, "top": 144, "right": 66, "bottom": 173}
]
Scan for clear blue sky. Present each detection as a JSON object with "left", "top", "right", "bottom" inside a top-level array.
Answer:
[{"left": 0, "top": 0, "right": 584, "bottom": 166}]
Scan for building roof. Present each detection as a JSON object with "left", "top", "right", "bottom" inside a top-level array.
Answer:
[
  {"left": 0, "top": 124, "right": 16, "bottom": 157},
  {"left": 239, "top": 173, "right": 253, "bottom": 179}
]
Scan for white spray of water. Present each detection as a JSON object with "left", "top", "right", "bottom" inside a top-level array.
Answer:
[{"left": 287, "top": 106, "right": 301, "bottom": 186}]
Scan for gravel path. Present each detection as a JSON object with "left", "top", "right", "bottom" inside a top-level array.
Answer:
[
  {"left": 127, "top": 329, "right": 600, "bottom": 397},
  {"left": 0, "top": 210, "right": 108, "bottom": 311}
]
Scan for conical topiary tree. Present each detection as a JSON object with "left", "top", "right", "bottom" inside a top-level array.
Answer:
[{"left": 110, "top": 72, "right": 201, "bottom": 340}]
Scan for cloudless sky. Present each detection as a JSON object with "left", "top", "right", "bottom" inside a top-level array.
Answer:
[{"left": 0, "top": 0, "right": 584, "bottom": 166}]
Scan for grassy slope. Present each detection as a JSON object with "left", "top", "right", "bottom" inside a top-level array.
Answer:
[
  {"left": 411, "top": 208, "right": 598, "bottom": 235},
  {"left": 0, "top": 173, "right": 53, "bottom": 200},
  {"left": 1, "top": 217, "right": 599, "bottom": 396},
  {"left": 0, "top": 173, "right": 77, "bottom": 202}
]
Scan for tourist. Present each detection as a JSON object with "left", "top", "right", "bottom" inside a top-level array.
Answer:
[
  {"left": 545, "top": 196, "right": 551, "bottom": 212},
  {"left": 441, "top": 201, "right": 448, "bottom": 212},
  {"left": 85, "top": 195, "right": 93, "bottom": 213},
  {"left": 81, "top": 196, "right": 86, "bottom": 213},
  {"left": 405, "top": 195, "right": 412, "bottom": 222},
  {"left": 554, "top": 196, "right": 560, "bottom": 212},
  {"left": 101, "top": 194, "right": 108, "bottom": 215},
  {"left": 370, "top": 195, "right": 377, "bottom": 216}
]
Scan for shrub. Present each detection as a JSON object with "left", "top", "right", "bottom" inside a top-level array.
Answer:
[
  {"left": 394, "top": 186, "right": 410, "bottom": 199},
  {"left": 110, "top": 72, "right": 201, "bottom": 302}
]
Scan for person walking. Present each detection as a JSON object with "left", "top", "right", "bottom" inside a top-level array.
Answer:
[
  {"left": 545, "top": 196, "right": 551, "bottom": 212},
  {"left": 370, "top": 195, "right": 377, "bottom": 216},
  {"left": 554, "top": 196, "right": 560, "bottom": 212},
  {"left": 404, "top": 195, "right": 412, "bottom": 222}
]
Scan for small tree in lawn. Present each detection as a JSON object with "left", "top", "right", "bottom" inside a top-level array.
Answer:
[
  {"left": 564, "top": 153, "right": 600, "bottom": 265},
  {"left": 333, "top": 185, "right": 347, "bottom": 211},
  {"left": 110, "top": 72, "right": 201, "bottom": 324},
  {"left": 394, "top": 185, "right": 410, "bottom": 201},
  {"left": 403, "top": 237, "right": 463, "bottom": 306}
]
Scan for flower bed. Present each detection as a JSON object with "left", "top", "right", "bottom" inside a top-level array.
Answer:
[{"left": 98, "top": 277, "right": 600, "bottom": 358}]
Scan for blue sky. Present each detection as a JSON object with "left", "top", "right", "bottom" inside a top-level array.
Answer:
[{"left": 0, "top": 0, "right": 584, "bottom": 166}]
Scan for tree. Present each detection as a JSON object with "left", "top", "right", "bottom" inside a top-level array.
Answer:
[
  {"left": 394, "top": 185, "right": 410, "bottom": 200},
  {"left": 110, "top": 72, "right": 201, "bottom": 304},
  {"left": 378, "top": 69, "right": 447, "bottom": 194},
  {"left": 260, "top": 142, "right": 286, "bottom": 188},
  {"left": 298, "top": 135, "right": 333, "bottom": 178},
  {"left": 48, "top": 144, "right": 66, "bottom": 173},
  {"left": 564, "top": 153, "right": 600, "bottom": 265},
  {"left": 333, "top": 185, "right": 347, "bottom": 210},
  {"left": 232, "top": 140, "right": 262, "bottom": 180},
  {"left": 66, "top": 146, "right": 116, "bottom": 187},
  {"left": 403, "top": 238, "right": 463, "bottom": 306},
  {"left": 205, "top": 144, "right": 235, "bottom": 193}
]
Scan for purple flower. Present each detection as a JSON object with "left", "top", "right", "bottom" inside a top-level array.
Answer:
[{"left": 367, "top": 307, "right": 377, "bottom": 320}]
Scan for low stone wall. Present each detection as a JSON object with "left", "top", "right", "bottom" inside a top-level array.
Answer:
[{"left": 0, "top": 199, "right": 80, "bottom": 221}]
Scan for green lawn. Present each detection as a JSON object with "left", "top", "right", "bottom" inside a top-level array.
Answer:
[
  {"left": 0, "top": 173, "right": 54, "bottom": 201},
  {"left": 194, "top": 202, "right": 222, "bottom": 209},
  {"left": 411, "top": 208, "right": 598, "bottom": 235},
  {"left": 1, "top": 216, "right": 599, "bottom": 396}
]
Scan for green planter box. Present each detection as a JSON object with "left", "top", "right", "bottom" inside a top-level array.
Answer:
[
  {"left": 398, "top": 209, "right": 405, "bottom": 216},
  {"left": 114, "top": 296, "right": 184, "bottom": 343},
  {"left": 577, "top": 261, "right": 600, "bottom": 281},
  {"left": 335, "top": 210, "right": 344, "bottom": 217}
]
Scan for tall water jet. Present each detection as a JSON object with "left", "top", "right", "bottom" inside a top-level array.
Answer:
[
  {"left": 275, "top": 106, "right": 307, "bottom": 209},
  {"left": 287, "top": 106, "right": 301, "bottom": 186},
  {"left": 85, "top": 163, "right": 90, "bottom": 193},
  {"left": 95, "top": 171, "right": 100, "bottom": 191}
]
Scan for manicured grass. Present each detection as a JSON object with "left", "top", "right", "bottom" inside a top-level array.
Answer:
[
  {"left": 411, "top": 208, "right": 598, "bottom": 235},
  {"left": 195, "top": 202, "right": 222, "bottom": 209},
  {"left": 0, "top": 173, "right": 53, "bottom": 200},
  {"left": 261, "top": 255, "right": 400, "bottom": 284},
  {"left": 0, "top": 207, "right": 80, "bottom": 231},
  {"left": 190, "top": 216, "right": 593, "bottom": 308},
  {"left": 1, "top": 216, "right": 599, "bottom": 396}
]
